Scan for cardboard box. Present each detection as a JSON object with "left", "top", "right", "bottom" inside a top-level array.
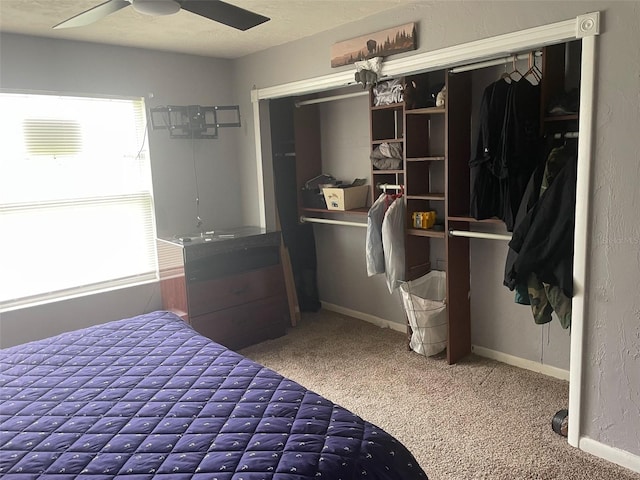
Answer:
[{"left": 322, "top": 185, "right": 369, "bottom": 211}]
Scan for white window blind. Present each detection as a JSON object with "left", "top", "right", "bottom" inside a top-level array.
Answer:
[{"left": 0, "top": 92, "right": 157, "bottom": 311}]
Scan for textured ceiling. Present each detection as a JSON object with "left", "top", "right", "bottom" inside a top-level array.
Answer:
[{"left": 0, "top": 0, "right": 410, "bottom": 59}]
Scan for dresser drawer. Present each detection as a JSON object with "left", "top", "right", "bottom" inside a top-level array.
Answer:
[
  {"left": 190, "top": 295, "right": 288, "bottom": 350},
  {"left": 187, "top": 264, "right": 285, "bottom": 317}
]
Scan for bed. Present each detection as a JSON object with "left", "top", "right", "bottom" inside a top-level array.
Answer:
[{"left": 0, "top": 310, "right": 427, "bottom": 479}]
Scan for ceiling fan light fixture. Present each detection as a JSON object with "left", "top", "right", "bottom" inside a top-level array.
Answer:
[
  {"left": 53, "top": 0, "right": 269, "bottom": 31},
  {"left": 132, "top": 0, "right": 181, "bottom": 17}
]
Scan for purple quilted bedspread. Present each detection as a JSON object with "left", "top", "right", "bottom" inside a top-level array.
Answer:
[{"left": 0, "top": 310, "right": 427, "bottom": 479}]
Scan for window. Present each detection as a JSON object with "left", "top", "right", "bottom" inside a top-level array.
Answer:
[{"left": 0, "top": 92, "right": 157, "bottom": 311}]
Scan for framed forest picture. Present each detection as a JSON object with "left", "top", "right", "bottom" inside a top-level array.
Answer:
[{"left": 330, "top": 23, "right": 417, "bottom": 68}]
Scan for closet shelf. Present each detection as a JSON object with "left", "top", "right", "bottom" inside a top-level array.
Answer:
[
  {"left": 372, "top": 138, "right": 404, "bottom": 145},
  {"left": 302, "top": 207, "right": 368, "bottom": 215},
  {"left": 370, "top": 102, "right": 403, "bottom": 111},
  {"left": 368, "top": 68, "right": 468, "bottom": 365},
  {"left": 373, "top": 169, "right": 404, "bottom": 175},
  {"left": 406, "top": 156, "right": 445, "bottom": 162},
  {"left": 406, "top": 193, "right": 445, "bottom": 201},
  {"left": 448, "top": 215, "right": 505, "bottom": 224},
  {"left": 405, "top": 106, "right": 445, "bottom": 115},
  {"left": 544, "top": 114, "right": 579, "bottom": 122},
  {"left": 407, "top": 228, "right": 445, "bottom": 239}
]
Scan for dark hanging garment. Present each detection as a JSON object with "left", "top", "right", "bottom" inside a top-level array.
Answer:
[
  {"left": 470, "top": 79, "right": 510, "bottom": 220},
  {"left": 470, "top": 164, "right": 502, "bottom": 221},
  {"left": 504, "top": 144, "right": 578, "bottom": 301},
  {"left": 501, "top": 78, "right": 542, "bottom": 230},
  {"left": 470, "top": 77, "right": 541, "bottom": 230}
]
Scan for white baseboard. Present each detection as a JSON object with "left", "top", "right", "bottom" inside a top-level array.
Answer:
[
  {"left": 579, "top": 437, "right": 640, "bottom": 474},
  {"left": 320, "top": 302, "right": 406, "bottom": 334},
  {"left": 472, "top": 345, "right": 570, "bottom": 381},
  {"left": 321, "top": 302, "right": 569, "bottom": 381}
]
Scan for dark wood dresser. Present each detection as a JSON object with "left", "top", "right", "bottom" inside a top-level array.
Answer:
[{"left": 157, "top": 227, "right": 289, "bottom": 350}]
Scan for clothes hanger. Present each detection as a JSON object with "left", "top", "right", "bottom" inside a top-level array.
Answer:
[
  {"left": 384, "top": 185, "right": 404, "bottom": 208},
  {"left": 549, "top": 131, "right": 578, "bottom": 151},
  {"left": 499, "top": 62, "right": 512, "bottom": 83},
  {"left": 505, "top": 55, "right": 523, "bottom": 82},
  {"left": 523, "top": 52, "right": 543, "bottom": 84},
  {"left": 388, "top": 184, "right": 404, "bottom": 198}
]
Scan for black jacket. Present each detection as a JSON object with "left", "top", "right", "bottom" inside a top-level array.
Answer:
[
  {"left": 504, "top": 144, "right": 577, "bottom": 298},
  {"left": 470, "top": 78, "right": 541, "bottom": 230}
]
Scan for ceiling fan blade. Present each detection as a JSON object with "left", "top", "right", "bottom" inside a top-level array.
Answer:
[
  {"left": 53, "top": 0, "right": 131, "bottom": 29},
  {"left": 180, "top": 0, "right": 269, "bottom": 31}
]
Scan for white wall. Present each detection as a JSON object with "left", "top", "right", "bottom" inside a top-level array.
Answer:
[
  {"left": 233, "top": 0, "right": 640, "bottom": 465},
  {"left": 0, "top": 34, "right": 243, "bottom": 346}
]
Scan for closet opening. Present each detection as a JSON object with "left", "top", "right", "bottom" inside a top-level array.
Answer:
[{"left": 252, "top": 12, "right": 599, "bottom": 449}]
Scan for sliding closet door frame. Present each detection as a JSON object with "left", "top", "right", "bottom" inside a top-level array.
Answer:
[
  {"left": 251, "top": 11, "right": 600, "bottom": 450},
  {"left": 569, "top": 31, "right": 597, "bottom": 449}
]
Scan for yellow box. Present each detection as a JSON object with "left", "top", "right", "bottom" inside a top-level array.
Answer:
[
  {"left": 412, "top": 211, "right": 437, "bottom": 229},
  {"left": 322, "top": 185, "right": 369, "bottom": 211}
]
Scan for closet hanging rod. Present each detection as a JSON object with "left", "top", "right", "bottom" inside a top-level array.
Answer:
[
  {"left": 295, "top": 91, "right": 369, "bottom": 107},
  {"left": 450, "top": 50, "right": 542, "bottom": 74},
  {"left": 449, "top": 229, "right": 512, "bottom": 241},
  {"left": 378, "top": 183, "right": 404, "bottom": 192},
  {"left": 553, "top": 131, "right": 579, "bottom": 139},
  {"left": 300, "top": 216, "right": 367, "bottom": 228}
]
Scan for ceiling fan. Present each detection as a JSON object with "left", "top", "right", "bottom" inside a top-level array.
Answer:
[{"left": 53, "top": 0, "right": 270, "bottom": 31}]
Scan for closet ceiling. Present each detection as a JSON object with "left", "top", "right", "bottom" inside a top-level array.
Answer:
[{"left": 0, "top": 0, "right": 413, "bottom": 59}]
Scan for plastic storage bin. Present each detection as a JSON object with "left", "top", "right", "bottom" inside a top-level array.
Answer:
[{"left": 399, "top": 270, "right": 447, "bottom": 356}]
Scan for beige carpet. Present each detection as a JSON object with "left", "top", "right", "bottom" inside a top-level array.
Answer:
[{"left": 240, "top": 309, "right": 640, "bottom": 480}]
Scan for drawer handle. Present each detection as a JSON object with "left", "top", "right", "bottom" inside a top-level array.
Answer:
[{"left": 231, "top": 286, "right": 248, "bottom": 295}]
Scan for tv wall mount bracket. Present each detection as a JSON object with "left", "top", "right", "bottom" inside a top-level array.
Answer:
[{"left": 149, "top": 105, "right": 241, "bottom": 139}]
